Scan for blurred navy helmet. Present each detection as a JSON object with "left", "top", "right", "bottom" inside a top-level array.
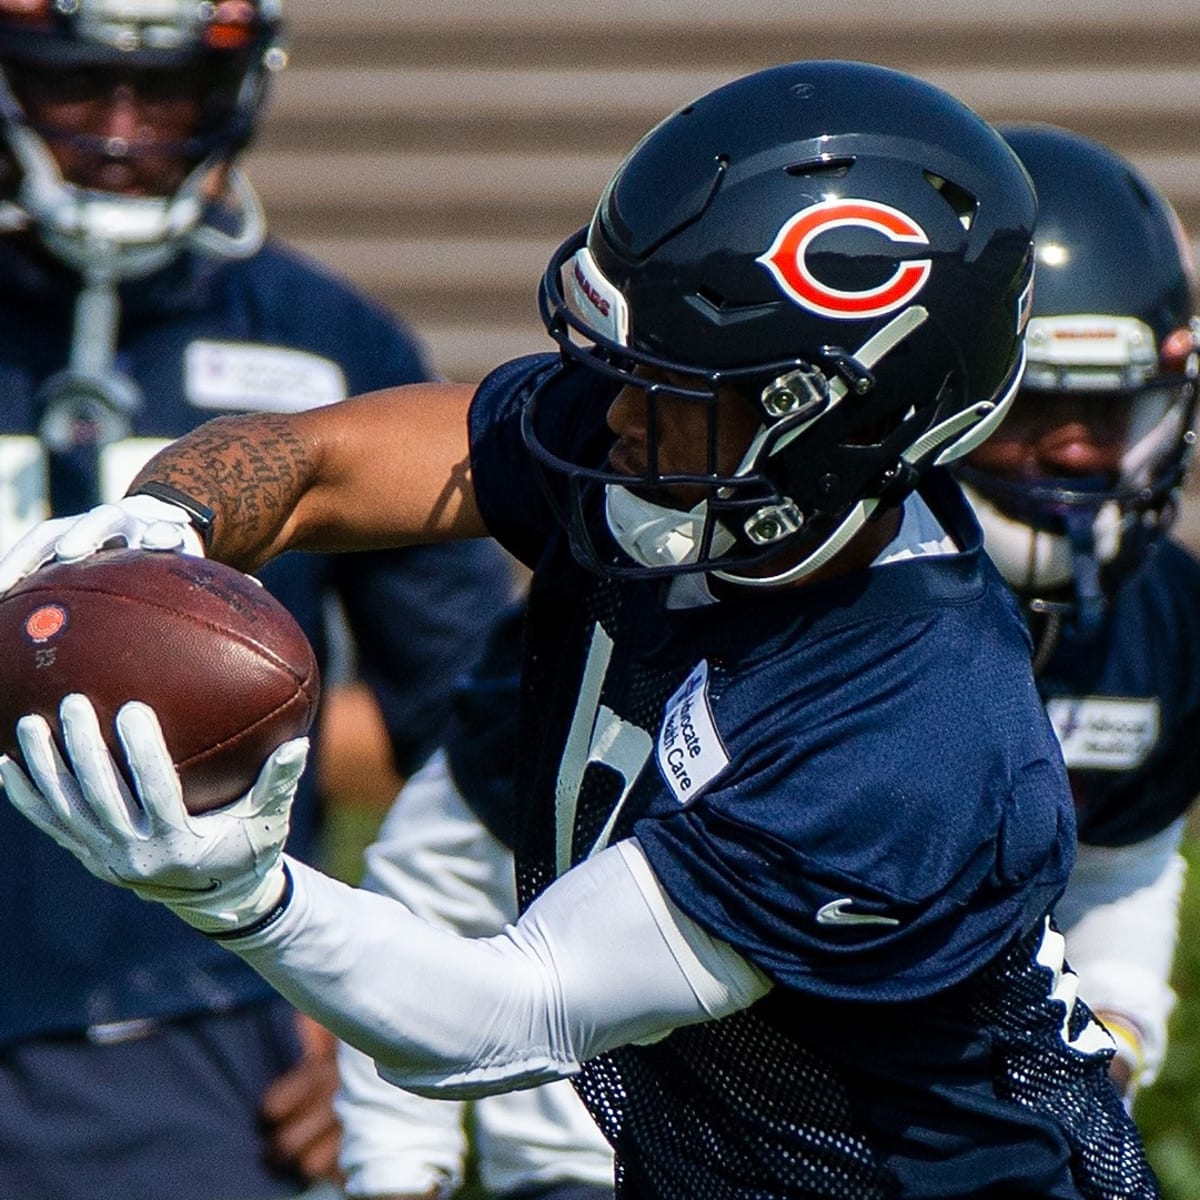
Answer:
[
  {"left": 957, "top": 124, "right": 1199, "bottom": 635},
  {"left": 528, "top": 61, "right": 1036, "bottom": 584},
  {"left": 0, "top": 0, "right": 287, "bottom": 277}
]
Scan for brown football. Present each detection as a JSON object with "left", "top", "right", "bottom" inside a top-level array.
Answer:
[{"left": 0, "top": 549, "right": 320, "bottom": 814}]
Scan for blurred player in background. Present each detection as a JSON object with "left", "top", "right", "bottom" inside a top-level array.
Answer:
[
  {"left": 957, "top": 124, "right": 1200, "bottom": 1107},
  {"left": 0, "top": 2, "right": 509, "bottom": 1197},
  {"left": 336, "top": 604, "right": 615, "bottom": 1200},
  {"left": 0, "top": 62, "right": 1163, "bottom": 1197}
]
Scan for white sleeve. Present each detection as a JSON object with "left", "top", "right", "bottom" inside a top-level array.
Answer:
[
  {"left": 472, "top": 1080, "right": 616, "bottom": 1197},
  {"left": 356, "top": 750, "right": 517, "bottom": 936},
  {"left": 336, "top": 751, "right": 612, "bottom": 1198},
  {"left": 1054, "top": 818, "right": 1187, "bottom": 1088},
  {"left": 337, "top": 1042, "right": 467, "bottom": 1200},
  {"left": 336, "top": 750, "right": 508, "bottom": 1198},
  {"left": 232, "top": 831, "right": 771, "bottom": 1100}
]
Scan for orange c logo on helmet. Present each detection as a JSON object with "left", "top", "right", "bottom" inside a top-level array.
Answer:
[{"left": 758, "top": 198, "right": 932, "bottom": 319}]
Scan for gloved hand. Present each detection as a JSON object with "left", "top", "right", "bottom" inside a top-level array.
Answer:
[
  {"left": 0, "top": 494, "right": 205, "bottom": 593},
  {"left": 0, "top": 694, "right": 307, "bottom": 936}
]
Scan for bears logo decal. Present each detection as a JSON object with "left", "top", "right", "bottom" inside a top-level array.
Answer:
[{"left": 758, "top": 198, "right": 932, "bottom": 319}]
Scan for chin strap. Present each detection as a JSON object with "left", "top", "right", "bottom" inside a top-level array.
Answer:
[
  {"left": 1027, "top": 606, "right": 1064, "bottom": 676},
  {"left": 37, "top": 261, "right": 142, "bottom": 456},
  {"left": 1062, "top": 510, "right": 1108, "bottom": 638},
  {"left": 604, "top": 484, "right": 735, "bottom": 570},
  {"left": 29, "top": 166, "right": 266, "bottom": 508},
  {"left": 716, "top": 328, "right": 1024, "bottom": 591},
  {"left": 16, "top": 143, "right": 267, "bottom": 473},
  {"left": 0, "top": 56, "right": 269, "bottom": 502},
  {"left": 963, "top": 474, "right": 1119, "bottom": 648}
]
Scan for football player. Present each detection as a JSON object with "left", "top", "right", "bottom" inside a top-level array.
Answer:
[
  {"left": 0, "top": 62, "right": 1163, "bottom": 1197},
  {"left": 957, "top": 124, "right": 1200, "bottom": 1105},
  {"left": 0, "top": 2, "right": 509, "bottom": 1197}
]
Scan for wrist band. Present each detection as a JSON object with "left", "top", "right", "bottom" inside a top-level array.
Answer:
[
  {"left": 207, "top": 863, "right": 295, "bottom": 942},
  {"left": 126, "top": 480, "right": 217, "bottom": 550},
  {"left": 1097, "top": 1012, "right": 1146, "bottom": 1082}
]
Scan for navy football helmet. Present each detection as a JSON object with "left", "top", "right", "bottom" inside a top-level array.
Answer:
[
  {"left": 0, "top": 0, "right": 286, "bottom": 449},
  {"left": 526, "top": 60, "right": 1036, "bottom": 584},
  {"left": 0, "top": 0, "right": 285, "bottom": 275},
  {"left": 957, "top": 124, "right": 1199, "bottom": 638}
]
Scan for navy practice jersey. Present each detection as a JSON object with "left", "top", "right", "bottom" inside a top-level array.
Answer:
[
  {"left": 466, "top": 355, "right": 1159, "bottom": 1199},
  {"left": 0, "top": 234, "right": 510, "bottom": 1044},
  {"left": 443, "top": 601, "right": 527, "bottom": 848},
  {"left": 1037, "top": 537, "right": 1200, "bottom": 846}
]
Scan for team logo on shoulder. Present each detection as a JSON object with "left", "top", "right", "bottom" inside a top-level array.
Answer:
[
  {"left": 657, "top": 660, "right": 729, "bottom": 804},
  {"left": 757, "top": 198, "right": 932, "bottom": 319}
]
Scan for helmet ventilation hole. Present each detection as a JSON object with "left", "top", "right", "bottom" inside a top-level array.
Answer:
[{"left": 925, "top": 172, "right": 978, "bottom": 230}]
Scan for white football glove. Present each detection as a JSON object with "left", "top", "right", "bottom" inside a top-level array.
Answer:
[
  {"left": 0, "top": 694, "right": 307, "bottom": 936},
  {"left": 0, "top": 494, "right": 205, "bottom": 594}
]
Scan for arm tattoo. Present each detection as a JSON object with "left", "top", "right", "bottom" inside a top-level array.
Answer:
[{"left": 127, "top": 414, "right": 314, "bottom": 569}]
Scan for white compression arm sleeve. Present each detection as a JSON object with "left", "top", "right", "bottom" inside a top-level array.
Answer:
[
  {"left": 233, "top": 835, "right": 771, "bottom": 1099},
  {"left": 336, "top": 750, "right": 612, "bottom": 1198},
  {"left": 1054, "top": 818, "right": 1187, "bottom": 1088}
]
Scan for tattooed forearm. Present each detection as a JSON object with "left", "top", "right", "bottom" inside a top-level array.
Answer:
[{"left": 127, "top": 413, "right": 314, "bottom": 569}]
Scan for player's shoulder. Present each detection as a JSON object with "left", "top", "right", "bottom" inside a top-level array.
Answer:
[
  {"left": 238, "top": 236, "right": 365, "bottom": 294},
  {"left": 217, "top": 238, "right": 430, "bottom": 384},
  {"left": 669, "top": 538, "right": 1055, "bottom": 849},
  {"left": 637, "top": 614, "right": 1071, "bottom": 999},
  {"left": 1115, "top": 535, "right": 1200, "bottom": 630},
  {"left": 471, "top": 353, "right": 592, "bottom": 430},
  {"left": 468, "top": 355, "right": 615, "bottom": 567},
  {"left": 232, "top": 239, "right": 411, "bottom": 333},
  {"left": 1151, "top": 533, "right": 1200, "bottom": 580}
]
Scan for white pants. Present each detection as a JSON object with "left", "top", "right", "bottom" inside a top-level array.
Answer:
[{"left": 1055, "top": 818, "right": 1187, "bottom": 1091}]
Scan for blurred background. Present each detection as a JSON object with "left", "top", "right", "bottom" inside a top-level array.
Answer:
[{"left": 250, "top": 1, "right": 1200, "bottom": 1191}]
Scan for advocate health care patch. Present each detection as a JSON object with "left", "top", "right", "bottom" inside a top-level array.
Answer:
[{"left": 657, "top": 659, "right": 729, "bottom": 804}]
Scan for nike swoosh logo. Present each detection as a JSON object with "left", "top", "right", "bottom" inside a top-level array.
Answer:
[
  {"left": 111, "top": 874, "right": 223, "bottom": 896},
  {"left": 816, "top": 898, "right": 901, "bottom": 927}
]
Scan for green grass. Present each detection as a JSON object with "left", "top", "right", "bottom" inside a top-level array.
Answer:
[
  {"left": 318, "top": 802, "right": 384, "bottom": 886},
  {"left": 1132, "top": 828, "right": 1200, "bottom": 1198}
]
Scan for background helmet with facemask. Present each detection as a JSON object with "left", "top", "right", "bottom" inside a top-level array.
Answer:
[
  {"left": 528, "top": 60, "right": 1037, "bottom": 585},
  {"left": 0, "top": 0, "right": 286, "bottom": 450},
  {"left": 956, "top": 124, "right": 1200, "bottom": 640}
]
